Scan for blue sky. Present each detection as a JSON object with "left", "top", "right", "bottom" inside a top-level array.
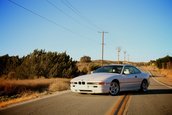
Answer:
[{"left": 0, "top": 0, "right": 172, "bottom": 62}]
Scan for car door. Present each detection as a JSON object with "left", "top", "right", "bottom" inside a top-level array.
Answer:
[
  {"left": 121, "top": 66, "right": 141, "bottom": 90},
  {"left": 132, "top": 66, "right": 143, "bottom": 88}
]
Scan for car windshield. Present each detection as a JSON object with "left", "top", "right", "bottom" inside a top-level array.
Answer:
[{"left": 93, "top": 65, "right": 123, "bottom": 74}]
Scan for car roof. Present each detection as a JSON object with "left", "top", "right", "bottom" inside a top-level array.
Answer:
[{"left": 104, "top": 64, "right": 133, "bottom": 66}]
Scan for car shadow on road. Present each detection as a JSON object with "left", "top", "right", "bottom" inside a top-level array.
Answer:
[
  {"left": 73, "top": 89, "right": 172, "bottom": 97},
  {"left": 120, "top": 89, "right": 172, "bottom": 96}
]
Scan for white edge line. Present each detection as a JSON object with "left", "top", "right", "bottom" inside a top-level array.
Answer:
[{"left": 152, "top": 77, "right": 172, "bottom": 89}]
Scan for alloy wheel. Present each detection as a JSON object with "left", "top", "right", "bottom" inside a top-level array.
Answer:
[{"left": 109, "top": 82, "right": 119, "bottom": 96}]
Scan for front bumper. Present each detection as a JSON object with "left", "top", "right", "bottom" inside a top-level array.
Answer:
[{"left": 70, "top": 83, "right": 110, "bottom": 94}]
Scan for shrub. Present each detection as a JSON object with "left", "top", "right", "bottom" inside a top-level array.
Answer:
[
  {"left": 0, "top": 49, "right": 79, "bottom": 79},
  {"left": 80, "top": 56, "right": 91, "bottom": 63}
]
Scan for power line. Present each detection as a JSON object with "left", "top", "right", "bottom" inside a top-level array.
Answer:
[
  {"left": 62, "top": 0, "right": 81, "bottom": 16},
  {"left": 65, "top": 0, "right": 103, "bottom": 31},
  {"left": 46, "top": 0, "right": 78, "bottom": 23},
  {"left": 61, "top": 0, "right": 103, "bottom": 31},
  {"left": 65, "top": 0, "right": 80, "bottom": 13},
  {"left": 46, "top": 0, "right": 95, "bottom": 32},
  {"left": 46, "top": 0, "right": 100, "bottom": 43},
  {"left": 8, "top": 0, "right": 74, "bottom": 33},
  {"left": 8, "top": 0, "right": 94, "bottom": 43},
  {"left": 8, "top": 0, "right": 105, "bottom": 50}
]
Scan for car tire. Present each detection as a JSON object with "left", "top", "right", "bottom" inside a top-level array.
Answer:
[
  {"left": 140, "top": 80, "right": 148, "bottom": 92},
  {"left": 109, "top": 81, "right": 120, "bottom": 96}
]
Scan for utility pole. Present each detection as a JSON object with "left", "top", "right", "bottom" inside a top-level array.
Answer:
[
  {"left": 124, "top": 51, "right": 126, "bottom": 64},
  {"left": 116, "top": 47, "right": 121, "bottom": 64},
  {"left": 98, "top": 31, "right": 108, "bottom": 66},
  {"left": 128, "top": 54, "right": 130, "bottom": 63}
]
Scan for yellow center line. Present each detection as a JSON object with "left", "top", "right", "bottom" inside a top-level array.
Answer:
[
  {"left": 117, "top": 95, "right": 130, "bottom": 115},
  {"left": 106, "top": 94, "right": 131, "bottom": 115}
]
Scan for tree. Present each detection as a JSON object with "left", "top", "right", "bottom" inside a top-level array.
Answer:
[
  {"left": 80, "top": 56, "right": 91, "bottom": 63},
  {"left": 0, "top": 54, "right": 22, "bottom": 77},
  {"left": 155, "top": 55, "right": 172, "bottom": 69},
  {"left": 0, "top": 49, "right": 79, "bottom": 79},
  {"left": 89, "top": 64, "right": 100, "bottom": 72}
]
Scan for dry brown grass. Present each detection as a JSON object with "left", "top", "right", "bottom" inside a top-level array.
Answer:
[
  {"left": 140, "top": 66, "right": 172, "bottom": 86},
  {"left": 156, "top": 69, "right": 172, "bottom": 86},
  {"left": 48, "top": 79, "right": 69, "bottom": 92},
  {"left": 0, "top": 78, "right": 53, "bottom": 96},
  {"left": 0, "top": 78, "right": 70, "bottom": 108},
  {"left": 141, "top": 66, "right": 172, "bottom": 78},
  {"left": 160, "top": 69, "right": 172, "bottom": 78},
  {"left": 0, "top": 92, "right": 39, "bottom": 108}
]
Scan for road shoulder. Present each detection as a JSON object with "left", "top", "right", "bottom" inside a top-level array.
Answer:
[
  {"left": 152, "top": 77, "right": 172, "bottom": 88},
  {"left": 0, "top": 90, "right": 70, "bottom": 111}
]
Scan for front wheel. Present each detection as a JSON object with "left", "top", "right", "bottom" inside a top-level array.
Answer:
[
  {"left": 140, "top": 80, "right": 148, "bottom": 92},
  {"left": 109, "top": 81, "right": 120, "bottom": 96}
]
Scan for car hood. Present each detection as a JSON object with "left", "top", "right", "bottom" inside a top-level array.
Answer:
[{"left": 71, "top": 73, "right": 120, "bottom": 82}]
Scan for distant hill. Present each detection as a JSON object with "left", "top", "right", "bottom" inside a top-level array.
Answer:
[{"left": 77, "top": 60, "right": 147, "bottom": 74}]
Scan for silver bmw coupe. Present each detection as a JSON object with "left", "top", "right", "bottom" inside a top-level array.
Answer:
[{"left": 71, "top": 64, "right": 150, "bottom": 96}]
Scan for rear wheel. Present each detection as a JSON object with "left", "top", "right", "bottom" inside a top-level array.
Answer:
[
  {"left": 109, "top": 81, "right": 119, "bottom": 96},
  {"left": 140, "top": 80, "right": 148, "bottom": 92}
]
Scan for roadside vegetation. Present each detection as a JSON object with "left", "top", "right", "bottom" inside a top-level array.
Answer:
[
  {"left": 78, "top": 55, "right": 118, "bottom": 74},
  {"left": 148, "top": 55, "right": 172, "bottom": 69},
  {"left": 0, "top": 53, "right": 114, "bottom": 107},
  {"left": 0, "top": 78, "right": 70, "bottom": 107},
  {"left": 0, "top": 49, "right": 76, "bottom": 107},
  {"left": 0, "top": 52, "right": 171, "bottom": 108},
  {"left": 0, "top": 49, "right": 79, "bottom": 79},
  {"left": 142, "top": 55, "right": 172, "bottom": 86}
]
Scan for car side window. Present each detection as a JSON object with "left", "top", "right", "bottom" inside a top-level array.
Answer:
[
  {"left": 123, "top": 68, "right": 130, "bottom": 74},
  {"left": 123, "top": 66, "right": 131, "bottom": 74},
  {"left": 123, "top": 66, "right": 136, "bottom": 75},
  {"left": 133, "top": 67, "right": 141, "bottom": 74}
]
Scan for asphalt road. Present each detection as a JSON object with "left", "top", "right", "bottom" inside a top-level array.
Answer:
[
  {"left": 126, "top": 78, "right": 172, "bottom": 115},
  {"left": 0, "top": 90, "right": 120, "bottom": 115},
  {"left": 0, "top": 78, "right": 172, "bottom": 115}
]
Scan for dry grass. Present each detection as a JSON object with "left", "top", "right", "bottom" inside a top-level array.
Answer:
[
  {"left": 49, "top": 80, "right": 69, "bottom": 92},
  {"left": 0, "top": 92, "right": 39, "bottom": 108},
  {"left": 141, "top": 66, "right": 172, "bottom": 78},
  {"left": 0, "top": 78, "right": 52, "bottom": 96},
  {"left": 140, "top": 66, "right": 172, "bottom": 86},
  {"left": 155, "top": 69, "right": 172, "bottom": 86},
  {"left": 0, "top": 78, "right": 70, "bottom": 108},
  {"left": 160, "top": 69, "right": 172, "bottom": 78}
]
